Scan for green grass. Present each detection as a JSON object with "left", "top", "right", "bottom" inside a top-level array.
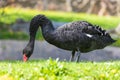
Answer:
[{"left": 0, "top": 59, "right": 120, "bottom": 80}]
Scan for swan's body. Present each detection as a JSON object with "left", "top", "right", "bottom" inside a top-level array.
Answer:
[{"left": 23, "top": 15, "right": 115, "bottom": 62}]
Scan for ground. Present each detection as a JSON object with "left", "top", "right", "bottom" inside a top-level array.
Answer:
[{"left": 0, "top": 59, "right": 120, "bottom": 80}]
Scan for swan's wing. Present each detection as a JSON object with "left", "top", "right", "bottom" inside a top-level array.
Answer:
[
  {"left": 82, "top": 25, "right": 107, "bottom": 36},
  {"left": 55, "top": 21, "right": 107, "bottom": 38},
  {"left": 54, "top": 21, "right": 95, "bottom": 42}
]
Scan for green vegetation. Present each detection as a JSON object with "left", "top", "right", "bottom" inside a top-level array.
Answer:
[
  {"left": 0, "top": 7, "right": 120, "bottom": 47},
  {"left": 0, "top": 7, "right": 120, "bottom": 29},
  {"left": 0, "top": 59, "right": 120, "bottom": 80},
  {"left": 0, "top": 29, "right": 44, "bottom": 40},
  {"left": 112, "top": 38, "right": 120, "bottom": 47}
]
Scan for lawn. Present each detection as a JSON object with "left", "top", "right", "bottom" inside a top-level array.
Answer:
[{"left": 0, "top": 59, "right": 120, "bottom": 80}]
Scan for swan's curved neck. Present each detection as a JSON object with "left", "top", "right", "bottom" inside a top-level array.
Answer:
[
  {"left": 41, "top": 21, "right": 54, "bottom": 34},
  {"left": 41, "top": 21, "right": 55, "bottom": 42},
  {"left": 24, "top": 15, "right": 55, "bottom": 57}
]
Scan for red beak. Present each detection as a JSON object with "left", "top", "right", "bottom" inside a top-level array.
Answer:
[{"left": 23, "top": 54, "right": 28, "bottom": 62}]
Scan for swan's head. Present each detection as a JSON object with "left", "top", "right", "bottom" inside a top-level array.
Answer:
[{"left": 23, "top": 46, "right": 34, "bottom": 62}]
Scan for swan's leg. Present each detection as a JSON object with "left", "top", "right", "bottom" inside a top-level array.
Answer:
[
  {"left": 69, "top": 50, "right": 75, "bottom": 62},
  {"left": 76, "top": 49, "right": 81, "bottom": 62}
]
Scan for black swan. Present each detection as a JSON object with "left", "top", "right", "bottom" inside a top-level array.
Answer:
[{"left": 23, "top": 14, "right": 116, "bottom": 62}]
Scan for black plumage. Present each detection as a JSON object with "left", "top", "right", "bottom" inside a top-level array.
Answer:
[{"left": 23, "top": 14, "right": 116, "bottom": 62}]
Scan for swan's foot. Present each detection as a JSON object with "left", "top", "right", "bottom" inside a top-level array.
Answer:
[
  {"left": 69, "top": 50, "right": 75, "bottom": 62},
  {"left": 75, "top": 49, "right": 81, "bottom": 62}
]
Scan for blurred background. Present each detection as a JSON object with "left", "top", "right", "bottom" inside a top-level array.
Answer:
[{"left": 0, "top": 0, "right": 120, "bottom": 61}]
